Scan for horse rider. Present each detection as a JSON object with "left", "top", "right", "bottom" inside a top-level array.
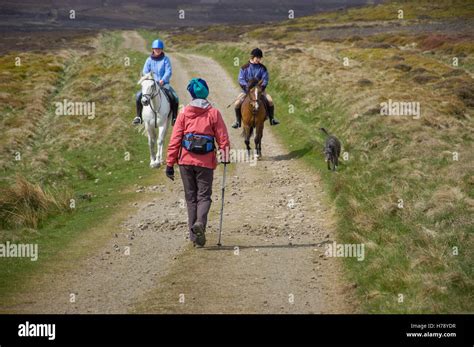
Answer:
[
  {"left": 165, "top": 78, "right": 230, "bottom": 247},
  {"left": 231, "top": 47, "right": 280, "bottom": 129},
  {"left": 133, "top": 39, "right": 179, "bottom": 125}
]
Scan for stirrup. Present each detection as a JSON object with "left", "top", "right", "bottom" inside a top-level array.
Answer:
[{"left": 132, "top": 116, "right": 142, "bottom": 125}]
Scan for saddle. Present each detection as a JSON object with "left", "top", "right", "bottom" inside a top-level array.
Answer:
[{"left": 161, "top": 88, "right": 176, "bottom": 118}]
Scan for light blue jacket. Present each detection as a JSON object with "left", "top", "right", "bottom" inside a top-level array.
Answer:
[{"left": 142, "top": 53, "right": 172, "bottom": 84}]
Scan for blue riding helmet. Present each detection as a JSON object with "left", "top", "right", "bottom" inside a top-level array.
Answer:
[{"left": 152, "top": 39, "right": 164, "bottom": 49}]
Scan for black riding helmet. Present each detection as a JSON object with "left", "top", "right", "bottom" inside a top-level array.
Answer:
[{"left": 251, "top": 48, "right": 263, "bottom": 58}]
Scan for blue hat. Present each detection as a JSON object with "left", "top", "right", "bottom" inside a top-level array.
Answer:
[
  {"left": 187, "top": 78, "right": 209, "bottom": 99},
  {"left": 151, "top": 39, "right": 164, "bottom": 49}
]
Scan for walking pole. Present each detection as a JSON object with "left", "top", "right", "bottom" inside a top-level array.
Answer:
[{"left": 217, "top": 163, "right": 228, "bottom": 246}]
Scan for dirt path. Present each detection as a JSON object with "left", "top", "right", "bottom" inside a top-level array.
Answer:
[
  {"left": 5, "top": 31, "right": 354, "bottom": 314},
  {"left": 121, "top": 30, "right": 148, "bottom": 53}
]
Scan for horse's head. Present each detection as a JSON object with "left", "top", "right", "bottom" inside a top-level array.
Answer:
[
  {"left": 137, "top": 72, "right": 157, "bottom": 106},
  {"left": 248, "top": 79, "right": 263, "bottom": 114}
]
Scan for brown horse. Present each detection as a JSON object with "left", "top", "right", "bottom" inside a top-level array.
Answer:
[{"left": 241, "top": 79, "right": 267, "bottom": 159}]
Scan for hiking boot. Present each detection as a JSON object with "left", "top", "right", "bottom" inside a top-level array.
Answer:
[
  {"left": 192, "top": 222, "right": 206, "bottom": 247},
  {"left": 132, "top": 116, "right": 142, "bottom": 125},
  {"left": 268, "top": 105, "right": 279, "bottom": 126},
  {"left": 231, "top": 108, "right": 242, "bottom": 129}
]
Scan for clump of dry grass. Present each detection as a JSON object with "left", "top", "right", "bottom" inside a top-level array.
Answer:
[
  {"left": 0, "top": 176, "right": 70, "bottom": 229},
  {"left": 425, "top": 185, "right": 467, "bottom": 218},
  {"left": 0, "top": 52, "right": 66, "bottom": 172}
]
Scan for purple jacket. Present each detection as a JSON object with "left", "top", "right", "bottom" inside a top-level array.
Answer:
[{"left": 238, "top": 62, "right": 269, "bottom": 92}]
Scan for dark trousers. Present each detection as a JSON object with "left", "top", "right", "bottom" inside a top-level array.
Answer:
[
  {"left": 136, "top": 92, "right": 143, "bottom": 117},
  {"left": 179, "top": 165, "right": 214, "bottom": 241}
]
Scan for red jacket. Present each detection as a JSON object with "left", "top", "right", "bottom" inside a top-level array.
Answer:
[{"left": 166, "top": 103, "right": 230, "bottom": 170}]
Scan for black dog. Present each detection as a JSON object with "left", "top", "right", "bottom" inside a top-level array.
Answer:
[{"left": 320, "top": 128, "right": 341, "bottom": 171}]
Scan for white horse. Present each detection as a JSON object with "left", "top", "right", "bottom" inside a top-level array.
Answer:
[{"left": 137, "top": 72, "right": 171, "bottom": 168}]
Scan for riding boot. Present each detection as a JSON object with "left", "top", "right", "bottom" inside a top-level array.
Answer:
[
  {"left": 133, "top": 94, "right": 143, "bottom": 125},
  {"left": 231, "top": 107, "right": 242, "bottom": 129},
  {"left": 268, "top": 105, "right": 279, "bottom": 126},
  {"left": 171, "top": 100, "right": 178, "bottom": 126}
]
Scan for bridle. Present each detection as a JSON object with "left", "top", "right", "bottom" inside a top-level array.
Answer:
[
  {"left": 248, "top": 86, "right": 261, "bottom": 115},
  {"left": 141, "top": 77, "right": 163, "bottom": 128}
]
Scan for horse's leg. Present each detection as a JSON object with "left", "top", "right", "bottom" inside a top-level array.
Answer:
[
  {"left": 244, "top": 126, "right": 251, "bottom": 157},
  {"left": 146, "top": 123, "right": 158, "bottom": 168},
  {"left": 157, "top": 121, "right": 168, "bottom": 166},
  {"left": 254, "top": 123, "right": 263, "bottom": 159},
  {"left": 254, "top": 135, "right": 259, "bottom": 158},
  {"left": 245, "top": 138, "right": 251, "bottom": 157}
]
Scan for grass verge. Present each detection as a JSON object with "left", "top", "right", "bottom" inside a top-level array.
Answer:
[{"left": 0, "top": 31, "right": 166, "bottom": 304}]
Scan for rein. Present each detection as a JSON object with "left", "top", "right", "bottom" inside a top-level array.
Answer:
[
  {"left": 142, "top": 77, "right": 164, "bottom": 128},
  {"left": 248, "top": 87, "right": 262, "bottom": 116}
]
